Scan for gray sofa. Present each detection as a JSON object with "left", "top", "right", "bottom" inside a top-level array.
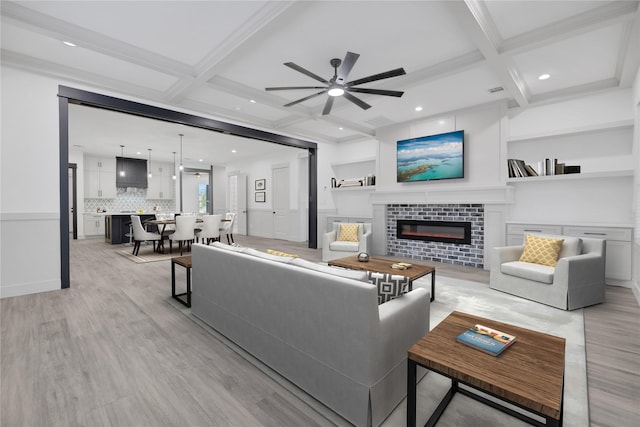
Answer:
[
  {"left": 490, "top": 235, "right": 606, "bottom": 310},
  {"left": 191, "top": 242, "right": 430, "bottom": 427}
]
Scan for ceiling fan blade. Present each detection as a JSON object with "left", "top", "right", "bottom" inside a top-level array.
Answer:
[
  {"left": 321, "top": 96, "right": 335, "bottom": 115},
  {"left": 283, "top": 90, "right": 327, "bottom": 107},
  {"left": 347, "top": 67, "right": 406, "bottom": 87},
  {"left": 266, "top": 86, "right": 327, "bottom": 91},
  {"left": 284, "top": 62, "right": 329, "bottom": 84},
  {"left": 348, "top": 87, "right": 404, "bottom": 97},
  {"left": 343, "top": 92, "right": 371, "bottom": 110},
  {"left": 336, "top": 52, "right": 360, "bottom": 83}
]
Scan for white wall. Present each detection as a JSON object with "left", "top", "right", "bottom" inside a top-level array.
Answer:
[
  {"left": 1, "top": 67, "right": 61, "bottom": 297},
  {"left": 632, "top": 66, "right": 640, "bottom": 303}
]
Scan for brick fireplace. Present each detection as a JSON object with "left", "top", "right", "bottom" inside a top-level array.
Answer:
[{"left": 386, "top": 204, "right": 484, "bottom": 268}]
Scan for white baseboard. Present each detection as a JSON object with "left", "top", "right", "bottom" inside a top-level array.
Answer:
[{"left": 1, "top": 279, "right": 60, "bottom": 299}]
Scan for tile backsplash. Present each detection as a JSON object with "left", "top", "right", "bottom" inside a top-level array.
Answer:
[{"left": 84, "top": 187, "right": 175, "bottom": 213}]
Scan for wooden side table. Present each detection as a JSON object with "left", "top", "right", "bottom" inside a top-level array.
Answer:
[
  {"left": 407, "top": 311, "right": 565, "bottom": 427},
  {"left": 171, "top": 255, "right": 192, "bottom": 307}
]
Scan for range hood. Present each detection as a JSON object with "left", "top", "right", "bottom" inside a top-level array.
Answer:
[{"left": 116, "top": 157, "right": 148, "bottom": 188}]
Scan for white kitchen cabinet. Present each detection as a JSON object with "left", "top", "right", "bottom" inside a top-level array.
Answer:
[
  {"left": 506, "top": 222, "right": 633, "bottom": 281},
  {"left": 146, "top": 163, "right": 175, "bottom": 200},
  {"left": 83, "top": 214, "right": 105, "bottom": 237},
  {"left": 84, "top": 156, "right": 116, "bottom": 198}
]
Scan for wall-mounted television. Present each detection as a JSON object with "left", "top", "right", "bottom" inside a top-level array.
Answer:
[{"left": 396, "top": 130, "right": 464, "bottom": 182}]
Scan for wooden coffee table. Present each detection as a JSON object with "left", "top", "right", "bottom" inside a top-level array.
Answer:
[
  {"left": 407, "top": 311, "right": 565, "bottom": 427},
  {"left": 328, "top": 255, "right": 435, "bottom": 301}
]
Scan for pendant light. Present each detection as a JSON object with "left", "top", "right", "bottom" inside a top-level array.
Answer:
[
  {"left": 119, "top": 145, "right": 126, "bottom": 177},
  {"left": 147, "top": 148, "right": 153, "bottom": 178},
  {"left": 172, "top": 151, "right": 177, "bottom": 180},
  {"left": 179, "top": 133, "right": 184, "bottom": 171}
]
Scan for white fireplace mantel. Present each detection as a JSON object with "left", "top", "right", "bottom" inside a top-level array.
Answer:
[{"left": 369, "top": 186, "right": 515, "bottom": 205}]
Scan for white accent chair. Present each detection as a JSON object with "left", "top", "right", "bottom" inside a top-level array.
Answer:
[
  {"left": 490, "top": 234, "right": 606, "bottom": 310},
  {"left": 322, "top": 222, "right": 372, "bottom": 262},
  {"left": 196, "top": 214, "right": 222, "bottom": 244},
  {"left": 130, "top": 215, "right": 163, "bottom": 256},
  {"left": 169, "top": 215, "right": 197, "bottom": 255},
  {"left": 220, "top": 212, "right": 236, "bottom": 244}
]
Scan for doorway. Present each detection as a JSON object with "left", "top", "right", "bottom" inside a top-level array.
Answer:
[
  {"left": 272, "top": 165, "right": 290, "bottom": 240},
  {"left": 59, "top": 85, "right": 318, "bottom": 289},
  {"left": 68, "top": 163, "right": 78, "bottom": 240}
]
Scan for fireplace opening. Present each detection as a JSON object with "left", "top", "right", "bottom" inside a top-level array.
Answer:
[{"left": 396, "top": 220, "right": 472, "bottom": 245}]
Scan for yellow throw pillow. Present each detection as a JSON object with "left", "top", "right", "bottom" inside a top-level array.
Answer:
[
  {"left": 266, "top": 249, "right": 298, "bottom": 258},
  {"left": 519, "top": 234, "right": 564, "bottom": 267},
  {"left": 337, "top": 224, "right": 360, "bottom": 242}
]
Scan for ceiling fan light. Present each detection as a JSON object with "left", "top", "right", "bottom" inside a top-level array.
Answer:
[{"left": 328, "top": 87, "right": 344, "bottom": 97}]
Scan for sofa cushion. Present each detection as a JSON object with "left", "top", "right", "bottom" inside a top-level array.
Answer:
[
  {"left": 519, "top": 234, "right": 564, "bottom": 267},
  {"left": 337, "top": 223, "right": 360, "bottom": 242},
  {"left": 501, "top": 261, "right": 555, "bottom": 284},
  {"left": 330, "top": 241, "right": 359, "bottom": 252},
  {"left": 532, "top": 234, "right": 582, "bottom": 259},
  {"left": 290, "top": 258, "right": 369, "bottom": 282},
  {"left": 368, "top": 272, "right": 410, "bottom": 304}
]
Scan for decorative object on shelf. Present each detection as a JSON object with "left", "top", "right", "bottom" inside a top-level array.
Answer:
[
  {"left": 331, "top": 177, "right": 337, "bottom": 188},
  {"left": 255, "top": 192, "right": 265, "bottom": 202},
  {"left": 255, "top": 179, "right": 266, "bottom": 190},
  {"left": 357, "top": 252, "right": 370, "bottom": 262}
]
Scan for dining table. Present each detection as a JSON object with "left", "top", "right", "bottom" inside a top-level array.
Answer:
[{"left": 144, "top": 217, "right": 230, "bottom": 253}]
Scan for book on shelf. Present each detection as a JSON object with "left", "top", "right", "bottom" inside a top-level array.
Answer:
[
  {"left": 507, "top": 159, "right": 538, "bottom": 178},
  {"left": 456, "top": 324, "right": 517, "bottom": 356}
]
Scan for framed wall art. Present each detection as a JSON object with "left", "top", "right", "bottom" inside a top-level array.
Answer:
[
  {"left": 255, "top": 192, "right": 265, "bottom": 202},
  {"left": 255, "top": 179, "right": 266, "bottom": 190}
]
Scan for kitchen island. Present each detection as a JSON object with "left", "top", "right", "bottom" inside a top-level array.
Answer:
[{"left": 105, "top": 213, "right": 156, "bottom": 244}]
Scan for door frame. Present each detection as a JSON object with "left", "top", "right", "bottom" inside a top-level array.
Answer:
[
  {"left": 68, "top": 163, "right": 78, "bottom": 240},
  {"left": 58, "top": 85, "right": 318, "bottom": 289}
]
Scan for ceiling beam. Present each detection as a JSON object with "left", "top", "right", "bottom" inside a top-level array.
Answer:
[
  {"left": 446, "top": 0, "right": 529, "bottom": 107},
  {"left": 166, "top": 1, "right": 300, "bottom": 103}
]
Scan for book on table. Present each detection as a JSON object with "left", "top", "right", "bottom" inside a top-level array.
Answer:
[{"left": 456, "top": 324, "right": 517, "bottom": 356}]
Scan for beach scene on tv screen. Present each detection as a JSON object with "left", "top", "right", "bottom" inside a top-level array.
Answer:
[{"left": 397, "top": 131, "right": 463, "bottom": 182}]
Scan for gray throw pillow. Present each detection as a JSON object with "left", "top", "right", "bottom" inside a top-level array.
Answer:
[{"left": 368, "top": 272, "right": 410, "bottom": 304}]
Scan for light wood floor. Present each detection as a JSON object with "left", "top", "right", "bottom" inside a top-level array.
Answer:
[{"left": 1, "top": 235, "right": 639, "bottom": 426}]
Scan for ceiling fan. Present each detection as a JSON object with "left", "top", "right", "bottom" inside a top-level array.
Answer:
[{"left": 265, "top": 52, "right": 406, "bottom": 115}]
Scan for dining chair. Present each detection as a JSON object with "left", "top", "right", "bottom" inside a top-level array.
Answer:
[
  {"left": 220, "top": 212, "right": 236, "bottom": 244},
  {"left": 155, "top": 212, "right": 175, "bottom": 236},
  {"left": 195, "top": 214, "right": 222, "bottom": 245},
  {"left": 169, "top": 215, "right": 197, "bottom": 255},
  {"left": 130, "top": 215, "right": 163, "bottom": 256}
]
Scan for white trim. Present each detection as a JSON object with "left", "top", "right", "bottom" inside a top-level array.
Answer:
[
  {"left": 1, "top": 212, "right": 59, "bottom": 221},
  {"left": 1, "top": 279, "right": 60, "bottom": 299}
]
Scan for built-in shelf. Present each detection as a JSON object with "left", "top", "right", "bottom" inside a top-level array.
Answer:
[
  {"left": 506, "top": 120, "right": 634, "bottom": 143},
  {"left": 506, "top": 170, "right": 633, "bottom": 183},
  {"left": 331, "top": 185, "right": 376, "bottom": 192}
]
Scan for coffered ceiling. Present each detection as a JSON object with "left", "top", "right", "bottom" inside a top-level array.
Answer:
[{"left": 2, "top": 1, "right": 639, "bottom": 164}]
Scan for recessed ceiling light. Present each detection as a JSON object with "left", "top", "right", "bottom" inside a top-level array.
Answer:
[
  {"left": 249, "top": 99, "right": 256, "bottom": 103},
  {"left": 338, "top": 127, "right": 343, "bottom": 130},
  {"left": 199, "top": 159, "right": 203, "bottom": 162},
  {"left": 136, "top": 151, "right": 142, "bottom": 155},
  {"left": 231, "top": 150, "right": 237, "bottom": 153},
  {"left": 538, "top": 74, "right": 551, "bottom": 80},
  {"left": 63, "top": 41, "right": 76, "bottom": 47},
  {"left": 415, "top": 106, "right": 423, "bottom": 112}
]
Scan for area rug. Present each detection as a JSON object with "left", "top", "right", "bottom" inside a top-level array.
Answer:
[
  {"left": 116, "top": 247, "right": 177, "bottom": 263},
  {"left": 179, "top": 274, "right": 588, "bottom": 427},
  {"left": 381, "top": 275, "right": 588, "bottom": 427}
]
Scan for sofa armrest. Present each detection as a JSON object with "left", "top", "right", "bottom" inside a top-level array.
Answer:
[
  {"left": 555, "top": 252, "right": 605, "bottom": 288},
  {"left": 323, "top": 230, "right": 337, "bottom": 247},
  {"left": 376, "top": 288, "right": 430, "bottom": 371}
]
